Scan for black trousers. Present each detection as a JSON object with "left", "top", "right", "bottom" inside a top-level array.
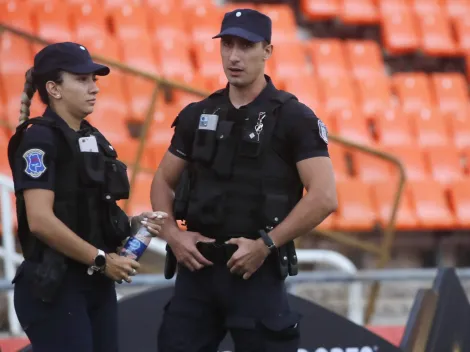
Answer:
[
  {"left": 14, "top": 262, "right": 118, "bottom": 352},
  {"left": 157, "top": 244, "right": 301, "bottom": 352}
]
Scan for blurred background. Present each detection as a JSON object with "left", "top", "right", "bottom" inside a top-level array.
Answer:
[{"left": 1, "top": 0, "right": 470, "bottom": 349}]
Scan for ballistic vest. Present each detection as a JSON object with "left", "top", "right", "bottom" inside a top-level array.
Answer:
[
  {"left": 175, "top": 89, "right": 304, "bottom": 238},
  {"left": 7, "top": 115, "right": 131, "bottom": 262}
]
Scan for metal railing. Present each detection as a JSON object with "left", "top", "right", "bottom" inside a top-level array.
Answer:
[{"left": 0, "top": 23, "right": 407, "bottom": 324}]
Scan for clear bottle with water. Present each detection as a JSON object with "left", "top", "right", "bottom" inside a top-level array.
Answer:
[{"left": 119, "top": 225, "right": 152, "bottom": 261}]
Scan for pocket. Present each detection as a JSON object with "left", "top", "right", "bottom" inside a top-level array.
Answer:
[
  {"left": 186, "top": 185, "right": 226, "bottom": 225},
  {"left": 79, "top": 151, "right": 105, "bottom": 185},
  {"left": 211, "top": 120, "right": 236, "bottom": 178},
  {"left": 104, "top": 159, "right": 130, "bottom": 201},
  {"left": 258, "top": 311, "right": 301, "bottom": 341}
]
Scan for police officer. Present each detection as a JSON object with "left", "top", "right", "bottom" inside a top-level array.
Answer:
[
  {"left": 151, "top": 9, "right": 337, "bottom": 352},
  {"left": 8, "top": 42, "right": 166, "bottom": 352}
]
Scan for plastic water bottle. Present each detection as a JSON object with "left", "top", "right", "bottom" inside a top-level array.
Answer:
[{"left": 119, "top": 212, "right": 167, "bottom": 261}]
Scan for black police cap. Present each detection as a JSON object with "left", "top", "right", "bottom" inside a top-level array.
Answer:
[
  {"left": 212, "top": 9, "right": 272, "bottom": 43},
  {"left": 33, "top": 42, "right": 110, "bottom": 76}
]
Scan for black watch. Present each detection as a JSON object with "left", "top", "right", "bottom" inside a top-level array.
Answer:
[
  {"left": 87, "top": 249, "right": 106, "bottom": 275},
  {"left": 258, "top": 230, "right": 277, "bottom": 254}
]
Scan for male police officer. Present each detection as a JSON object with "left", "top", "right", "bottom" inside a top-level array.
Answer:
[{"left": 151, "top": 8, "right": 337, "bottom": 352}]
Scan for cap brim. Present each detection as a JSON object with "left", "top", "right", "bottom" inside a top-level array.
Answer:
[
  {"left": 63, "top": 62, "right": 110, "bottom": 76},
  {"left": 212, "top": 27, "right": 265, "bottom": 43}
]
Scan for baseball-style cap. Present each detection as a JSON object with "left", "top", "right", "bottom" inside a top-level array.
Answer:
[
  {"left": 212, "top": 9, "right": 272, "bottom": 43},
  {"left": 33, "top": 42, "right": 110, "bottom": 76}
]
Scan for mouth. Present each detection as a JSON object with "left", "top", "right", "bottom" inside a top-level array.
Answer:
[
  {"left": 228, "top": 67, "right": 243, "bottom": 76},
  {"left": 87, "top": 99, "right": 96, "bottom": 105}
]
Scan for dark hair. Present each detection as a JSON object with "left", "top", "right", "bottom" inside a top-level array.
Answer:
[{"left": 19, "top": 67, "right": 63, "bottom": 124}]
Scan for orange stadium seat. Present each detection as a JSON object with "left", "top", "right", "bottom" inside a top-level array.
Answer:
[
  {"left": 185, "top": 3, "right": 224, "bottom": 45},
  {"left": 424, "top": 146, "right": 465, "bottom": 186},
  {"left": 415, "top": 13, "right": 457, "bottom": 56},
  {"left": 300, "top": 0, "right": 340, "bottom": 20},
  {"left": 110, "top": 4, "right": 150, "bottom": 40},
  {"left": 431, "top": 73, "right": 468, "bottom": 114},
  {"left": 374, "top": 108, "right": 415, "bottom": 147},
  {"left": 92, "top": 71, "right": 129, "bottom": 122},
  {"left": 335, "top": 180, "right": 377, "bottom": 231},
  {"left": 340, "top": 0, "right": 379, "bottom": 25},
  {"left": 283, "top": 76, "right": 322, "bottom": 115},
  {"left": 384, "top": 146, "right": 428, "bottom": 181},
  {"left": 193, "top": 40, "right": 224, "bottom": 86},
  {"left": 445, "top": 0, "right": 470, "bottom": 19},
  {"left": 71, "top": 2, "right": 108, "bottom": 42},
  {"left": 308, "top": 39, "right": 349, "bottom": 78},
  {"left": 391, "top": 73, "right": 434, "bottom": 113},
  {"left": 320, "top": 78, "right": 358, "bottom": 116},
  {"left": 101, "top": 0, "right": 141, "bottom": 13},
  {"left": 355, "top": 75, "right": 393, "bottom": 117},
  {"left": 0, "top": 1, "right": 34, "bottom": 32},
  {"left": 379, "top": 4, "right": 420, "bottom": 55},
  {"left": 408, "top": 179, "right": 456, "bottom": 229},
  {"left": 124, "top": 76, "right": 157, "bottom": 122},
  {"left": 378, "top": 0, "right": 409, "bottom": 13},
  {"left": 333, "top": 108, "right": 374, "bottom": 145},
  {"left": 268, "top": 41, "right": 309, "bottom": 88},
  {"left": 409, "top": 108, "right": 450, "bottom": 148},
  {"left": 126, "top": 168, "right": 154, "bottom": 216},
  {"left": 120, "top": 34, "right": 159, "bottom": 75},
  {"left": 449, "top": 178, "right": 470, "bottom": 228},
  {"left": 180, "top": 0, "right": 215, "bottom": 10},
  {"left": 370, "top": 183, "right": 418, "bottom": 230},
  {"left": 345, "top": 40, "right": 386, "bottom": 79},
  {"left": 79, "top": 34, "right": 122, "bottom": 62},
  {"left": 33, "top": 2, "right": 73, "bottom": 42},
  {"left": 1, "top": 74, "right": 31, "bottom": 127},
  {"left": 352, "top": 150, "right": 392, "bottom": 183},
  {"left": 0, "top": 34, "right": 33, "bottom": 75},
  {"left": 258, "top": 4, "right": 297, "bottom": 43},
  {"left": 410, "top": 0, "right": 441, "bottom": 15},
  {"left": 445, "top": 110, "right": 470, "bottom": 150},
  {"left": 155, "top": 41, "right": 194, "bottom": 81},
  {"left": 148, "top": 4, "right": 188, "bottom": 47},
  {"left": 329, "top": 144, "right": 351, "bottom": 182},
  {"left": 453, "top": 15, "right": 470, "bottom": 53}
]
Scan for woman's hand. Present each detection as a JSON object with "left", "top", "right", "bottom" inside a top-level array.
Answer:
[
  {"left": 130, "top": 211, "right": 168, "bottom": 237},
  {"left": 104, "top": 253, "right": 140, "bottom": 283}
]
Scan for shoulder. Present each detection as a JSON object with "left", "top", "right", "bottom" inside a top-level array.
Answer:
[
  {"left": 279, "top": 98, "right": 322, "bottom": 126},
  {"left": 171, "top": 91, "right": 223, "bottom": 128},
  {"left": 15, "top": 122, "right": 58, "bottom": 158}
]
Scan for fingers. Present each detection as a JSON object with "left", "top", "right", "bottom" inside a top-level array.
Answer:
[
  {"left": 145, "top": 224, "right": 162, "bottom": 237},
  {"left": 127, "top": 259, "right": 141, "bottom": 270}
]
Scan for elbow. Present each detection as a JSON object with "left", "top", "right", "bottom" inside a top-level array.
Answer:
[
  {"left": 27, "top": 212, "right": 50, "bottom": 236},
  {"left": 313, "top": 189, "right": 338, "bottom": 216}
]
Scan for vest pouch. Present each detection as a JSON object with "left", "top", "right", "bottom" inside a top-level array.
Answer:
[
  {"left": 239, "top": 127, "right": 262, "bottom": 158},
  {"left": 191, "top": 113, "right": 219, "bottom": 163},
  {"left": 103, "top": 203, "right": 131, "bottom": 249},
  {"left": 211, "top": 120, "right": 236, "bottom": 178},
  {"left": 187, "top": 183, "right": 226, "bottom": 225},
  {"left": 263, "top": 193, "right": 290, "bottom": 228},
  {"left": 104, "top": 159, "right": 130, "bottom": 201},
  {"left": 79, "top": 151, "right": 105, "bottom": 186}
]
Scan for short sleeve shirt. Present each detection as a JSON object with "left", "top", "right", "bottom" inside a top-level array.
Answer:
[
  {"left": 168, "top": 76, "right": 329, "bottom": 166},
  {"left": 11, "top": 107, "right": 84, "bottom": 193}
]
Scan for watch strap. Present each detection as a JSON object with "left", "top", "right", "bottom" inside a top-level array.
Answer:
[{"left": 258, "top": 230, "right": 277, "bottom": 253}]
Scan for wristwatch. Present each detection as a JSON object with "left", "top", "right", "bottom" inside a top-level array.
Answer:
[
  {"left": 258, "top": 230, "right": 277, "bottom": 254},
  {"left": 87, "top": 249, "right": 107, "bottom": 275}
]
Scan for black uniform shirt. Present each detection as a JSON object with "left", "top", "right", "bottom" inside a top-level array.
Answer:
[
  {"left": 12, "top": 107, "right": 87, "bottom": 193},
  {"left": 168, "top": 75, "right": 329, "bottom": 166}
]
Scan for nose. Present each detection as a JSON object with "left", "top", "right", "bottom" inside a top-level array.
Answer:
[
  {"left": 90, "top": 81, "right": 99, "bottom": 95},
  {"left": 229, "top": 47, "right": 241, "bottom": 64}
]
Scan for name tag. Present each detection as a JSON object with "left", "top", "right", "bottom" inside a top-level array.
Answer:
[
  {"left": 198, "top": 114, "right": 219, "bottom": 131},
  {"left": 78, "top": 136, "right": 99, "bottom": 152}
]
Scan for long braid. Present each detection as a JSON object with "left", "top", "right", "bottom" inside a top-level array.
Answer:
[{"left": 19, "top": 67, "right": 37, "bottom": 125}]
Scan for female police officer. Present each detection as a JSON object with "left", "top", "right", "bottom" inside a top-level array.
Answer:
[{"left": 7, "top": 42, "right": 166, "bottom": 352}]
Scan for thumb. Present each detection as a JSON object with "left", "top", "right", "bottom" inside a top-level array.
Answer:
[
  {"left": 225, "top": 238, "right": 239, "bottom": 245},
  {"left": 197, "top": 235, "right": 215, "bottom": 243}
]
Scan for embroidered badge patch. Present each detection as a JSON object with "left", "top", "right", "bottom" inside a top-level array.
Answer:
[
  {"left": 318, "top": 119, "right": 328, "bottom": 144},
  {"left": 23, "top": 148, "right": 47, "bottom": 178}
]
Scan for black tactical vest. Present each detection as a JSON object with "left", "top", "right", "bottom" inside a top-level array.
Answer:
[
  {"left": 174, "top": 89, "right": 304, "bottom": 238},
  {"left": 7, "top": 116, "right": 131, "bottom": 262}
]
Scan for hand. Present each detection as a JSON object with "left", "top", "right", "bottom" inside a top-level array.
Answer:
[
  {"left": 226, "top": 238, "right": 270, "bottom": 280},
  {"left": 167, "top": 230, "right": 215, "bottom": 272},
  {"left": 104, "top": 253, "right": 140, "bottom": 283},
  {"left": 131, "top": 211, "right": 168, "bottom": 237}
]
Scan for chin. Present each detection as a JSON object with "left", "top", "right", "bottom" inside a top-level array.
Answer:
[{"left": 228, "top": 77, "right": 248, "bottom": 88}]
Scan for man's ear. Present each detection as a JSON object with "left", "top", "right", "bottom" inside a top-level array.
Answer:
[{"left": 264, "top": 43, "right": 273, "bottom": 61}]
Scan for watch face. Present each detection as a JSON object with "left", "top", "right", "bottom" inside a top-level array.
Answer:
[{"left": 95, "top": 254, "right": 106, "bottom": 267}]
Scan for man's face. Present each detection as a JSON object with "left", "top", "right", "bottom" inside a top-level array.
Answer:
[{"left": 220, "top": 35, "right": 272, "bottom": 88}]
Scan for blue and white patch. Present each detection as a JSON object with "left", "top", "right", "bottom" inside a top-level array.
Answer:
[
  {"left": 318, "top": 119, "right": 328, "bottom": 144},
  {"left": 23, "top": 148, "right": 47, "bottom": 178},
  {"left": 198, "top": 114, "right": 218, "bottom": 131}
]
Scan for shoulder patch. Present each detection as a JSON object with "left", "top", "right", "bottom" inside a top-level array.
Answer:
[
  {"left": 318, "top": 119, "right": 328, "bottom": 144},
  {"left": 23, "top": 148, "right": 47, "bottom": 178}
]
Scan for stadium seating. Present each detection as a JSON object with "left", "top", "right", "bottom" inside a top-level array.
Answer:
[{"left": 1, "top": 0, "right": 470, "bottom": 235}]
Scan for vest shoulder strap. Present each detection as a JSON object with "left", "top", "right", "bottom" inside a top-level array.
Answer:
[{"left": 269, "top": 90, "right": 298, "bottom": 109}]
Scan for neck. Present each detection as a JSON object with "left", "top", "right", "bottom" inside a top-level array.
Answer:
[
  {"left": 229, "top": 74, "right": 267, "bottom": 109},
  {"left": 51, "top": 105, "right": 82, "bottom": 131}
]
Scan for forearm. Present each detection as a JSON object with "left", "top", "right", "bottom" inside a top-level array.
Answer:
[
  {"left": 268, "top": 193, "right": 336, "bottom": 248},
  {"left": 29, "top": 215, "right": 97, "bottom": 266},
  {"left": 150, "top": 174, "right": 180, "bottom": 242}
]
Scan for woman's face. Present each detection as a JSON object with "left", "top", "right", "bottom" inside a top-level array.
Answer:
[{"left": 49, "top": 72, "right": 99, "bottom": 118}]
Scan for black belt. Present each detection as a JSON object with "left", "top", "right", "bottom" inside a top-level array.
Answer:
[{"left": 196, "top": 242, "right": 238, "bottom": 265}]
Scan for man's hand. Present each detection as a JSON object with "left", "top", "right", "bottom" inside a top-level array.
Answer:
[
  {"left": 226, "top": 238, "right": 270, "bottom": 280},
  {"left": 167, "top": 230, "right": 215, "bottom": 271}
]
